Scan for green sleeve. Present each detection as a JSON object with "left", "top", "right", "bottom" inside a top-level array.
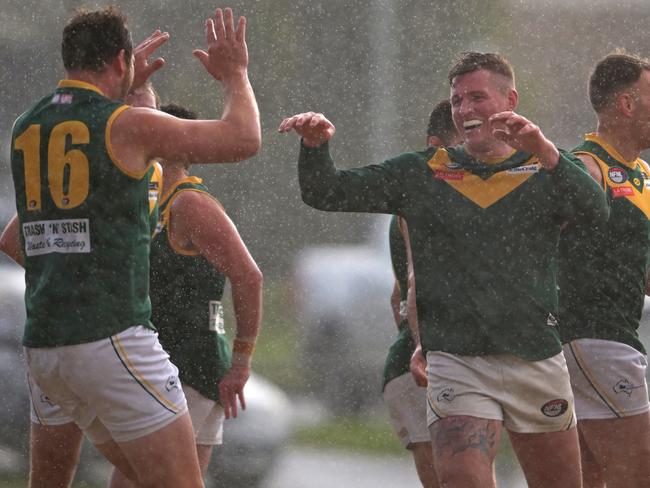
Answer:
[
  {"left": 551, "top": 150, "right": 610, "bottom": 224},
  {"left": 298, "top": 141, "right": 409, "bottom": 215}
]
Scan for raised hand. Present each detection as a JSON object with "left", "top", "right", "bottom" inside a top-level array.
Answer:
[
  {"left": 131, "top": 29, "right": 169, "bottom": 90},
  {"left": 278, "top": 112, "right": 336, "bottom": 147},
  {"left": 218, "top": 364, "right": 249, "bottom": 419},
  {"left": 489, "top": 111, "right": 559, "bottom": 169},
  {"left": 193, "top": 8, "right": 248, "bottom": 82}
]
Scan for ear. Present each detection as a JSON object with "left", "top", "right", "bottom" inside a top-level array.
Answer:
[
  {"left": 615, "top": 92, "right": 635, "bottom": 117},
  {"left": 427, "top": 135, "right": 444, "bottom": 147},
  {"left": 111, "top": 49, "right": 128, "bottom": 76},
  {"left": 507, "top": 88, "right": 519, "bottom": 111}
]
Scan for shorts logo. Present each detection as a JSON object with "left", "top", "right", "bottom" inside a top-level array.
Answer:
[
  {"left": 541, "top": 399, "right": 568, "bottom": 417},
  {"left": 434, "top": 170, "right": 464, "bottom": 181},
  {"left": 611, "top": 186, "right": 634, "bottom": 198},
  {"left": 40, "top": 394, "right": 55, "bottom": 407},
  {"left": 437, "top": 387, "right": 456, "bottom": 402},
  {"left": 547, "top": 313, "right": 558, "bottom": 327},
  {"left": 613, "top": 378, "right": 644, "bottom": 396},
  {"left": 165, "top": 375, "right": 180, "bottom": 392},
  {"left": 608, "top": 167, "right": 628, "bottom": 184}
]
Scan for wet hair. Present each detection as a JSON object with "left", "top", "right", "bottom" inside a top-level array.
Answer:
[
  {"left": 62, "top": 6, "right": 132, "bottom": 71},
  {"left": 427, "top": 99, "right": 457, "bottom": 145},
  {"left": 160, "top": 103, "right": 198, "bottom": 120},
  {"left": 589, "top": 51, "right": 650, "bottom": 113},
  {"left": 447, "top": 52, "right": 515, "bottom": 87}
]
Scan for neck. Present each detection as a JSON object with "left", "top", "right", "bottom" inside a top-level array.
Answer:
[
  {"left": 161, "top": 163, "right": 190, "bottom": 197},
  {"left": 65, "top": 69, "right": 120, "bottom": 100},
  {"left": 596, "top": 118, "right": 641, "bottom": 162},
  {"left": 465, "top": 139, "right": 514, "bottom": 162}
]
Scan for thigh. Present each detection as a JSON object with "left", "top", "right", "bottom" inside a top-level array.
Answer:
[
  {"left": 564, "top": 339, "right": 649, "bottom": 419},
  {"left": 383, "top": 373, "right": 429, "bottom": 448},
  {"left": 508, "top": 428, "right": 581, "bottom": 488},
  {"left": 429, "top": 416, "right": 501, "bottom": 488},
  {"left": 29, "top": 422, "right": 84, "bottom": 488}
]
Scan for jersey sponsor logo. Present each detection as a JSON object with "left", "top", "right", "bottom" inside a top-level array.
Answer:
[
  {"left": 436, "top": 387, "right": 456, "bottom": 402},
  {"left": 506, "top": 164, "right": 540, "bottom": 175},
  {"left": 209, "top": 300, "right": 225, "bottom": 334},
  {"left": 51, "top": 93, "right": 73, "bottom": 104},
  {"left": 608, "top": 167, "right": 628, "bottom": 184},
  {"left": 22, "top": 218, "right": 91, "bottom": 257},
  {"left": 445, "top": 162, "right": 463, "bottom": 170},
  {"left": 540, "top": 398, "right": 568, "bottom": 417},
  {"left": 612, "top": 378, "right": 644, "bottom": 396},
  {"left": 611, "top": 186, "right": 634, "bottom": 198},
  {"left": 434, "top": 170, "right": 464, "bottom": 181}
]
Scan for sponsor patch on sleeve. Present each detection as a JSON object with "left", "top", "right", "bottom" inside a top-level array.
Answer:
[
  {"left": 611, "top": 186, "right": 634, "bottom": 198},
  {"left": 22, "top": 219, "right": 91, "bottom": 257}
]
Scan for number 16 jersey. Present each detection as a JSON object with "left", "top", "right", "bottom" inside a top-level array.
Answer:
[{"left": 11, "top": 80, "right": 154, "bottom": 347}]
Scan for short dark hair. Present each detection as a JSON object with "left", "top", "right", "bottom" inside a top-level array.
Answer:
[
  {"left": 447, "top": 52, "right": 514, "bottom": 86},
  {"left": 160, "top": 103, "right": 198, "bottom": 120},
  {"left": 589, "top": 51, "right": 650, "bottom": 113},
  {"left": 62, "top": 6, "right": 132, "bottom": 71},
  {"left": 427, "top": 99, "right": 457, "bottom": 144}
]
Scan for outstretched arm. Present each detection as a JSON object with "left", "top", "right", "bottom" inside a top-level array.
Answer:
[
  {"left": 112, "top": 8, "right": 260, "bottom": 171},
  {"left": 0, "top": 214, "right": 24, "bottom": 266},
  {"left": 170, "top": 190, "right": 262, "bottom": 419},
  {"left": 279, "top": 111, "right": 409, "bottom": 214}
]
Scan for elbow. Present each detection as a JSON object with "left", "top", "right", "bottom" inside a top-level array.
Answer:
[{"left": 240, "top": 132, "right": 262, "bottom": 159}]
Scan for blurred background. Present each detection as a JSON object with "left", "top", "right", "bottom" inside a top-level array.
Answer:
[{"left": 2, "top": 0, "right": 650, "bottom": 486}]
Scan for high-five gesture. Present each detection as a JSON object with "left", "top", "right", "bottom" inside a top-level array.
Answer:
[
  {"left": 194, "top": 8, "right": 248, "bottom": 81},
  {"left": 131, "top": 29, "right": 170, "bottom": 90},
  {"left": 489, "top": 111, "right": 560, "bottom": 170},
  {"left": 278, "top": 112, "right": 336, "bottom": 148}
]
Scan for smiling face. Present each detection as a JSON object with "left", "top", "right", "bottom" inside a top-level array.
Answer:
[{"left": 450, "top": 69, "right": 518, "bottom": 157}]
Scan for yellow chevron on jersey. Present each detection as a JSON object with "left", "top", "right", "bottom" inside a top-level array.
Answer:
[
  {"left": 427, "top": 148, "right": 538, "bottom": 209},
  {"left": 148, "top": 161, "right": 163, "bottom": 214},
  {"left": 578, "top": 133, "right": 650, "bottom": 220}
]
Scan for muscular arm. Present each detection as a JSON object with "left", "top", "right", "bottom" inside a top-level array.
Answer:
[
  {"left": 170, "top": 189, "right": 262, "bottom": 418},
  {"left": 0, "top": 214, "right": 24, "bottom": 266},
  {"left": 575, "top": 153, "right": 605, "bottom": 189}
]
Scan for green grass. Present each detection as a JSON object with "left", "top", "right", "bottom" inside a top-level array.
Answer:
[{"left": 292, "top": 415, "right": 407, "bottom": 456}]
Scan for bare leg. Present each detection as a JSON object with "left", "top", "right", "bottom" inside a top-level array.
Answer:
[
  {"left": 579, "top": 412, "right": 650, "bottom": 488},
  {"left": 578, "top": 426, "right": 605, "bottom": 488},
  {"left": 508, "top": 427, "right": 581, "bottom": 488},
  {"left": 429, "top": 416, "right": 501, "bottom": 488},
  {"left": 196, "top": 444, "right": 214, "bottom": 477},
  {"left": 409, "top": 442, "right": 439, "bottom": 488},
  {"left": 116, "top": 413, "right": 203, "bottom": 488},
  {"left": 29, "top": 422, "right": 83, "bottom": 488}
]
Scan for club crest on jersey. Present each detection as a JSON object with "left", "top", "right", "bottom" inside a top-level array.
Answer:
[
  {"left": 434, "top": 170, "right": 464, "bottom": 181},
  {"left": 445, "top": 162, "right": 463, "bottom": 170},
  {"left": 541, "top": 399, "right": 568, "bottom": 417},
  {"left": 546, "top": 313, "right": 558, "bottom": 327},
  {"left": 506, "top": 164, "right": 540, "bottom": 175},
  {"left": 608, "top": 167, "right": 628, "bottom": 184},
  {"left": 611, "top": 186, "right": 634, "bottom": 198}
]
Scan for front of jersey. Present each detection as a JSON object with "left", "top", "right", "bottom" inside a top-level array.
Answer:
[
  {"left": 299, "top": 142, "right": 608, "bottom": 361},
  {"left": 11, "top": 80, "right": 153, "bottom": 347},
  {"left": 149, "top": 177, "right": 231, "bottom": 402},
  {"left": 559, "top": 134, "right": 650, "bottom": 353}
]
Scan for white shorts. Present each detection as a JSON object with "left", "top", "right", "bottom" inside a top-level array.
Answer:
[
  {"left": 426, "top": 351, "right": 576, "bottom": 433},
  {"left": 28, "top": 372, "right": 73, "bottom": 426},
  {"left": 24, "top": 326, "right": 187, "bottom": 444},
  {"left": 383, "top": 372, "right": 430, "bottom": 448},
  {"left": 564, "top": 339, "right": 650, "bottom": 420},
  {"left": 185, "top": 384, "right": 225, "bottom": 446}
]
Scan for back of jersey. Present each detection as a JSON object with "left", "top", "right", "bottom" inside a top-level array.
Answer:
[{"left": 11, "top": 80, "right": 153, "bottom": 348}]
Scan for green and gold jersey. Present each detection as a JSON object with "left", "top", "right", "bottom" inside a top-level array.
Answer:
[
  {"left": 150, "top": 177, "right": 231, "bottom": 402},
  {"left": 382, "top": 216, "right": 415, "bottom": 390},
  {"left": 147, "top": 162, "right": 163, "bottom": 235},
  {"left": 11, "top": 80, "right": 154, "bottom": 347},
  {"left": 558, "top": 134, "right": 650, "bottom": 353},
  {"left": 299, "top": 142, "right": 608, "bottom": 360}
]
